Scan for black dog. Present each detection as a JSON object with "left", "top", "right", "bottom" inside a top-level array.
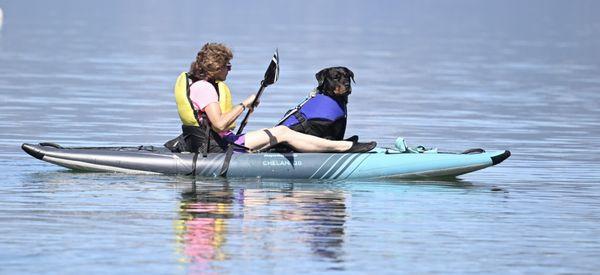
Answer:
[
  {"left": 278, "top": 66, "right": 357, "bottom": 141},
  {"left": 315, "top": 66, "right": 355, "bottom": 104}
]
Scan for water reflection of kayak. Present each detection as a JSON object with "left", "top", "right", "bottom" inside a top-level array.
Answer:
[{"left": 21, "top": 142, "right": 510, "bottom": 179}]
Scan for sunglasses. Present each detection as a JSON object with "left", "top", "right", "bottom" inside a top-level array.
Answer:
[{"left": 225, "top": 63, "right": 232, "bottom": 71}]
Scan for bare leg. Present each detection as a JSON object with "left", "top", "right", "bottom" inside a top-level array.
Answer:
[{"left": 243, "top": 125, "right": 353, "bottom": 152}]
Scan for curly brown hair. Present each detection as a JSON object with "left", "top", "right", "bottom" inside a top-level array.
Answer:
[{"left": 189, "top": 43, "right": 233, "bottom": 81}]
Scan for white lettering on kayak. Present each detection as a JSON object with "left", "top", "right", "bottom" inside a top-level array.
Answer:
[
  {"left": 262, "top": 154, "right": 299, "bottom": 158},
  {"left": 262, "top": 160, "right": 303, "bottom": 166}
]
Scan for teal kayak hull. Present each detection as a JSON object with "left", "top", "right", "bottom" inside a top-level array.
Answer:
[{"left": 21, "top": 143, "right": 510, "bottom": 179}]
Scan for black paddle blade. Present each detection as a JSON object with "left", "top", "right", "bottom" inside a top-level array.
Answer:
[{"left": 263, "top": 49, "right": 279, "bottom": 86}]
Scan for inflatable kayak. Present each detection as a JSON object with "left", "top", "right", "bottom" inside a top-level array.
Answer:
[{"left": 21, "top": 140, "right": 510, "bottom": 179}]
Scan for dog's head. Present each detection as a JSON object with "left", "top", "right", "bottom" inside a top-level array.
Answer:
[{"left": 315, "top": 67, "right": 355, "bottom": 101}]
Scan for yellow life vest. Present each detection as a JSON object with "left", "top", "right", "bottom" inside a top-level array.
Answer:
[
  {"left": 173, "top": 72, "right": 236, "bottom": 130},
  {"left": 215, "top": 80, "right": 236, "bottom": 130}
]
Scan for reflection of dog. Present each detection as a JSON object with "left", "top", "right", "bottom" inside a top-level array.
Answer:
[{"left": 278, "top": 66, "right": 356, "bottom": 141}]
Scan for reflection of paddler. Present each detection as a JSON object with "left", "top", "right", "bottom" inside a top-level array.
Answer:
[{"left": 174, "top": 186, "right": 241, "bottom": 270}]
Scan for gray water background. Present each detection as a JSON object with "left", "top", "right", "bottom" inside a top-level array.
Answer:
[{"left": 1, "top": 0, "right": 600, "bottom": 274}]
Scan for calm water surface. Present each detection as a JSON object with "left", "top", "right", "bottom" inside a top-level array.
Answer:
[{"left": 1, "top": 0, "right": 600, "bottom": 274}]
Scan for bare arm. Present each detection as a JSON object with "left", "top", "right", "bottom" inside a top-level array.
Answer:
[{"left": 204, "top": 94, "right": 257, "bottom": 132}]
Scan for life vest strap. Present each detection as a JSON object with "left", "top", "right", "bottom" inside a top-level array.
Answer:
[
  {"left": 292, "top": 111, "right": 307, "bottom": 132},
  {"left": 201, "top": 113, "right": 211, "bottom": 157}
]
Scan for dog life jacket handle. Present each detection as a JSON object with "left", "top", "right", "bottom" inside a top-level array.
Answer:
[{"left": 276, "top": 89, "right": 318, "bottom": 126}]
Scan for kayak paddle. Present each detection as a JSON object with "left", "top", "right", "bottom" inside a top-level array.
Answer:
[{"left": 219, "top": 49, "right": 280, "bottom": 176}]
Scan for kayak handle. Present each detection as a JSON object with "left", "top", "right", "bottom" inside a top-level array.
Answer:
[
  {"left": 461, "top": 148, "right": 485, "bottom": 154},
  {"left": 39, "top": 142, "right": 64, "bottom": 149}
]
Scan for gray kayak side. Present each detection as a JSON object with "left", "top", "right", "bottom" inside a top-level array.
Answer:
[{"left": 21, "top": 143, "right": 510, "bottom": 179}]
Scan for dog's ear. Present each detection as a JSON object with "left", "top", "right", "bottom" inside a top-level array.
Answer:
[
  {"left": 343, "top": 67, "right": 355, "bottom": 83},
  {"left": 315, "top": 68, "right": 327, "bottom": 87}
]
